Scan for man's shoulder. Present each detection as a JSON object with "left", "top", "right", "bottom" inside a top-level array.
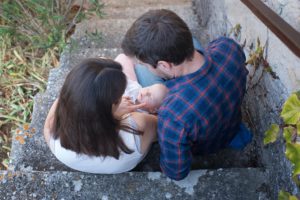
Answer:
[
  {"left": 209, "top": 36, "right": 238, "bottom": 46},
  {"left": 208, "top": 37, "right": 243, "bottom": 53},
  {"left": 206, "top": 36, "right": 246, "bottom": 65}
]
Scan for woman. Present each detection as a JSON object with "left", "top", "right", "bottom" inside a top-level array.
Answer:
[{"left": 44, "top": 58, "right": 157, "bottom": 173}]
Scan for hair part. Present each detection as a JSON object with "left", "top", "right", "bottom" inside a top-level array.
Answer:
[
  {"left": 52, "top": 58, "right": 139, "bottom": 159},
  {"left": 121, "top": 9, "right": 194, "bottom": 67}
]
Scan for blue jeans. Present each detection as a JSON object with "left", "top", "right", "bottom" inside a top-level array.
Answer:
[
  {"left": 228, "top": 123, "right": 253, "bottom": 150},
  {"left": 134, "top": 37, "right": 204, "bottom": 87}
]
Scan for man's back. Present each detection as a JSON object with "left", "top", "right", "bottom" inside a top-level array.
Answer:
[{"left": 158, "top": 37, "right": 248, "bottom": 180}]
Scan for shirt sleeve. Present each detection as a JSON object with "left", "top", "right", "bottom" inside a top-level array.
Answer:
[{"left": 158, "top": 117, "right": 192, "bottom": 180}]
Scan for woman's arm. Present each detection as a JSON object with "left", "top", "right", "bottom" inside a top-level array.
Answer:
[
  {"left": 44, "top": 99, "right": 58, "bottom": 146},
  {"left": 130, "top": 112, "right": 157, "bottom": 154},
  {"left": 114, "top": 53, "right": 137, "bottom": 81}
]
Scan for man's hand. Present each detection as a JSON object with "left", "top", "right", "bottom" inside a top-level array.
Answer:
[{"left": 114, "top": 96, "right": 146, "bottom": 119}]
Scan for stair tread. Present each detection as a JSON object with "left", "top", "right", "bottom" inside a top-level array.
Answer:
[
  {"left": 6, "top": 1, "right": 270, "bottom": 199},
  {"left": 73, "top": 6, "right": 209, "bottom": 48},
  {"left": 100, "top": 0, "right": 190, "bottom": 8},
  {"left": 101, "top": 3, "right": 192, "bottom": 19},
  {"left": 10, "top": 88, "right": 261, "bottom": 172},
  {"left": 0, "top": 168, "right": 269, "bottom": 200}
]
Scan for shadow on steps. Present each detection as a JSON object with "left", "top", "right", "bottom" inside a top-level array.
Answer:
[{"left": 132, "top": 137, "right": 262, "bottom": 172}]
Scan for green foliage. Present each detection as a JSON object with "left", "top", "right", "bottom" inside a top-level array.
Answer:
[
  {"left": 264, "top": 91, "right": 300, "bottom": 192},
  {"left": 246, "top": 38, "right": 264, "bottom": 69},
  {"left": 279, "top": 190, "right": 298, "bottom": 200},
  {"left": 285, "top": 142, "right": 300, "bottom": 185},
  {"left": 0, "top": 0, "right": 104, "bottom": 52},
  {"left": 281, "top": 94, "right": 300, "bottom": 125},
  {"left": 87, "top": 0, "right": 105, "bottom": 17},
  {"left": 283, "top": 94, "right": 300, "bottom": 187},
  {"left": 246, "top": 38, "right": 278, "bottom": 80},
  {"left": 85, "top": 29, "right": 103, "bottom": 43},
  {"left": 283, "top": 126, "right": 296, "bottom": 143},
  {"left": 0, "top": 0, "right": 104, "bottom": 170},
  {"left": 229, "top": 24, "right": 241, "bottom": 40},
  {"left": 264, "top": 124, "right": 280, "bottom": 145}
]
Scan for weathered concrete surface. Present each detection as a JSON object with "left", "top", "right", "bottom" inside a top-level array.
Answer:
[
  {"left": 192, "top": 0, "right": 300, "bottom": 93},
  {"left": 73, "top": 3, "right": 210, "bottom": 49},
  {"left": 9, "top": 2, "right": 261, "bottom": 173},
  {"left": 101, "top": 0, "right": 189, "bottom": 8},
  {"left": 244, "top": 71, "right": 297, "bottom": 198},
  {"left": 263, "top": 0, "right": 300, "bottom": 32},
  {"left": 135, "top": 140, "right": 261, "bottom": 172},
  {"left": 9, "top": 88, "right": 261, "bottom": 172},
  {"left": 9, "top": 48, "right": 122, "bottom": 172},
  {"left": 192, "top": 0, "right": 300, "bottom": 198},
  {"left": 0, "top": 168, "right": 270, "bottom": 200},
  {"left": 6, "top": 0, "right": 272, "bottom": 199}
]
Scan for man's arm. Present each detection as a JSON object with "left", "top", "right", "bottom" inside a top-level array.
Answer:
[
  {"left": 158, "top": 117, "right": 192, "bottom": 180},
  {"left": 115, "top": 53, "right": 137, "bottom": 81}
]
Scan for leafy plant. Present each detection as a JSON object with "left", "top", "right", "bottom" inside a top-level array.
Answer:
[
  {"left": 279, "top": 190, "right": 298, "bottom": 200},
  {"left": 229, "top": 23, "right": 241, "bottom": 40},
  {"left": 0, "top": 0, "right": 104, "bottom": 51},
  {"left": 264, "top": 124, "right": 280, "bottom": 145},
  {"left": 0, "top": 0, "right": 104, "bottom": 170},
  {"left": 246, "top": 38, "right": 279, "bottom": 83},
  {"left": 264, "top": 91, "right": 300, "bottom": 196}
]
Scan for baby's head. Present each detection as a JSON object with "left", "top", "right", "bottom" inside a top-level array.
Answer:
[{"left": 137, "top": 83, "right": 168, "bottom": 113}]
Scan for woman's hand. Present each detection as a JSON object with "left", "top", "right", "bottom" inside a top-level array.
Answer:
[{"left": 114, "top": 96, "right": 146, "bottom": 119}]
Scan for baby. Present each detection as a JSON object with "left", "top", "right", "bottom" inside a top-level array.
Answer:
[
  {"left": 125, "top": 80, "right": 168, "bottom": 113},
  {"left": 115, "top": 54, "right": 168, "bottom": 113}
]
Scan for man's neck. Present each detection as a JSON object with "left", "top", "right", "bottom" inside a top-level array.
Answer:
[{"left": 174, "top": 50, "right": 205, "bottom": 77}]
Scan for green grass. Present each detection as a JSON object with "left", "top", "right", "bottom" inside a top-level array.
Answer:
[
  {"left": 0, "top": 34, "right": 53, "bottom": 169},
  {"left": 0, "top": 0, "right": 104, "bottom": 170}
]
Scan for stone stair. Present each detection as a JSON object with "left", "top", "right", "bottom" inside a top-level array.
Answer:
[{"left": 1, "top": 0, "right": 271, "bottom": 199}]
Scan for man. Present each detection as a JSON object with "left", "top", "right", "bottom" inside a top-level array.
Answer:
[{"left": 121, "top": 9, "right": 252, "bottom": 180}]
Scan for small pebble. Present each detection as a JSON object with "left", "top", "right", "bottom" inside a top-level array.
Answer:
[{"left": 165, "top": 192, "right": 172, "bottom": 199}]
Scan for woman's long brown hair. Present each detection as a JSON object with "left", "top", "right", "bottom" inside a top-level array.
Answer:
[{"left": 52, "top": 58, "right": 139, "bottom": 159}]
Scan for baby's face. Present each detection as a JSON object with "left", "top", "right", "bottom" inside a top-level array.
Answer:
[{"left": 137, "top": 84, "right": 168, "bottom": 113}]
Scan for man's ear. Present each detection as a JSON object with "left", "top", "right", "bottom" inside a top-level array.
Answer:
[{"left": 157, "top": 61, "right": 173, "bottom": 73}]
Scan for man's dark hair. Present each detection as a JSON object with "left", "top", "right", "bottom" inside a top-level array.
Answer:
[
  {"left": 121, "top": 9, "right": 194, "bottom": 67},
  {"left": 52, "top": 58, "right": 139, "bottom": 159}
]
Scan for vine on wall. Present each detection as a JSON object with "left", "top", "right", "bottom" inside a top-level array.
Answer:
[
  {"left": 264, "top": 92, "right": 300, "bottom": 199},
  {"left": 230, "top": 23, "right": 300, "bottom": 198}
]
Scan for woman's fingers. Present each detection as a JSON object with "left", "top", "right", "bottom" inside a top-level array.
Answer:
[
  {"left": 114, "top": 97, "right": 146, "bottom": 119},
  {"left": 123, "top": 96, "right": 131, "bottom": 100},
  {"left": 128, "top": 102, "right": 146, "bottom": 111}
]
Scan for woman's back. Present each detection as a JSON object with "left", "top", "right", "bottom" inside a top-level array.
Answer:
[
  {"left": 49, "top": 116, "right": 146, "bottom": 173},
  {"left": 44, "top": 58, "right": 157, "bottom": 174}
]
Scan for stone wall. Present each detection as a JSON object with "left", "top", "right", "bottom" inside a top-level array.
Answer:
[{"left": 193, "top": 0, "right": 300, "bottom": 198}]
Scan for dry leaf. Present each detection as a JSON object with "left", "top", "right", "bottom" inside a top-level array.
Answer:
[
  {"left": 15, "top": 135, "right": 25, "bottom": 145},
  {"left": 23, "top": 124, "right": 29, "bottom": 131}
]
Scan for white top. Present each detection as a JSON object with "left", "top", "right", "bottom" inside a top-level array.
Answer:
[
  {"left": 49, "top": 116, "right": 146, "bottom": 174},
  {"left": 123, "top": 79, "right": 142, "bottom": 103},
  {"left": 124, "top": 79, "right": 147, "bottom": 113}
]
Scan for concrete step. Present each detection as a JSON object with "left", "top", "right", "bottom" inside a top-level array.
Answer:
[
  {"left": 6, "top": 1, "right": 270, "bottom": 199},
  {"left": 11, "top": 3, "right": 261, "bottom": 171},
  {"left": 0, "top": 168, "right": 270, "bottom": 200},
  {"left": 101, "top": 0, "right": 189, "bottom": 8},
  {"left": 45, "top": 47, "right": 123, "bottom": 98},
  {"left": 9, "top": 44, "right": 262, "bottom": 172},
  {"left": 101, "top": 3, "right": 194, "bottom": 20},
  {"left": 73, "top": 5, "right": 209, "bottom": 49},
  {"left": 9, "top": 89, "right": 262, "bottom": 173}
]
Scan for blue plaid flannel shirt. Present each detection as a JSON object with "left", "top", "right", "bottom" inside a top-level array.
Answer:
[{"left": 158, "top": 37, "right": 248, "bottom": 180}]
